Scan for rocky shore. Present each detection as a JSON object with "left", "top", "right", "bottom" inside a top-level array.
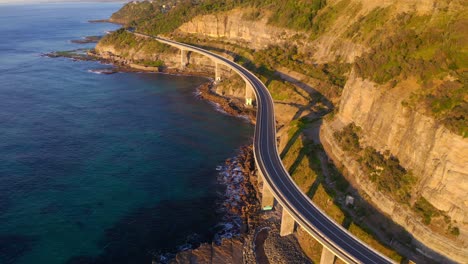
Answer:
[
  {"left": 196, "top": 83, "right": 256, "bottom": 124},
  {"left": 71, "top": 36, "right": 102, "bottom": 44},
  {"left": 165, "top": 146, "right": 311, "bottom": 264}
]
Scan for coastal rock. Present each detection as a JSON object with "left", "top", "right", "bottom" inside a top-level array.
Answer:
[
  {"left": 71, "top": 36, "right": 102, "bottom": 44},
  {"left": 196, "top": 83, "right": 256, "bottom": 124},
  {"left": 320, "top": 71, "right": 468, "bottom": 263},
  {"left": 168, "top": 146, "right": 258, "bottom": 264},
  {"left": 170, "top": 238, "right": 243, "bottom": 264}
]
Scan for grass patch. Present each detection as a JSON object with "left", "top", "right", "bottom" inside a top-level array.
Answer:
[
  {"left": 310, "top": 0, "right": 353, "bottom": 39},
  {"left": 312, "top": 184, "right": 345, "bottom": 223},
  {"left": 267, "top": 79, "right": 307, "bottom": 103},
  {"left": 349, "top": 223, "right": 403, "bottom": 262},
  {"left": 282, "top": 119, "right": 404, "bottom": 261},
  {"left": 413, "top": 197, "right": 440, "bottom": 225}
]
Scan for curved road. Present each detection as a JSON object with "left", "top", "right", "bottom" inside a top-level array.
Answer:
[{"left": 134, "top": 32, "right": 395, "bottom": 264}]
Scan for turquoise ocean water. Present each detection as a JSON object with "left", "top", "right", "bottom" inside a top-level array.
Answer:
[{"left": 0, "top": 3, "right": 252, "bottom": 263}]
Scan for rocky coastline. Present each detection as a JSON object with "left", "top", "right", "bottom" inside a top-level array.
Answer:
[
  {"left": 165, "top": 145, "right": 311, "bottom": 264},
  {"left": 196, "top": 83, "right": 256, "bottom": 124},
  {"left": 71, "top": 35, "right": 102, "bottom": 44}
]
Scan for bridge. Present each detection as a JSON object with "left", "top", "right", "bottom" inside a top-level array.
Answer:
[{"left": 132, "top": 31, "right": 395, "bottom": 264}]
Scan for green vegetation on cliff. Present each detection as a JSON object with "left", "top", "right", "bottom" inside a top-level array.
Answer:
[
  {"left": 111, "top": 0, "right": 328, "bottom": 34},
  {"left": 110, "top": 0, "right": 166, "bottom": 25},
  {"left": 414, "top": 197, "right": 442, "bottom": 225},
  {"left": 333, "top": 123, "right": 461, "bottom": 237},
  {"left": 100, "top": 28, "right": 171, "bottom": 54},
  {"left": 333, "top": 123, "right": 361, "bottom": 152},
  {"left": 360, "top": 147, "right": 416, "bottom": 204},
  {"left": 351, "top": 9, "right": 467, "bottom": 137},
  {"left": 334, "top": 123, "right": 417, "bottom": 204}
]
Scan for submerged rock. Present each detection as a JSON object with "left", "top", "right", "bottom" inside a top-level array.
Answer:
[
  {"left": 71, "top": 36, "right": 102, "bottom": 44},
  {"left": 43, "top": 49, "right": 95, "bottom": 61}
]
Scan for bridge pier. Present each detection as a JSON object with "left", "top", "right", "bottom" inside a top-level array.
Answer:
[
  {"left": 215, "top": 63, "right": 221, "bottom": 82},
  {"left": 180, "top": 49, "right": 188, "bottom": 69},
  {"left": 261, "top": 181, "right": 274, "bottom": 210},
  {"left": 258, "top": 169, "right": 274, "bottom": 210},
  {"left": 245, "top": 82, "right": 254, "bottom": 107},
  {"left": 280, "top": 208, "right": 295, "bottom": 236},
  {"left": 320, "top": 247, "right": 337, "bottom": 264}
]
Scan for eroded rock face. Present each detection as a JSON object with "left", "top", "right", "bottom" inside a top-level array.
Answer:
[
  {"left": 176, "top": 8, "right": 300, "bottom": 50},
  {"left": 94, "top": 42, "right": 233, "bottom": 77},
  {"left": 320, "top": 71, "right": 468, "bottom": 263},
  {"left": 338, "top": 72, "right": 468, "bottom": 223}
]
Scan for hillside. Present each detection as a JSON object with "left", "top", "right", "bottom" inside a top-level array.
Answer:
[{"left": 97, "top": 0, "right": 468, "bottom": 262}]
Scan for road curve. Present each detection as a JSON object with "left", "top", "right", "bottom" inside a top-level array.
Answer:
[{"left": 133, "top": 31, "right": 395, "bottom": 264}]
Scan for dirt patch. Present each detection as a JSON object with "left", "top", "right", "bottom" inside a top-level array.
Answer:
[{"left": 254, "top": 227, "right": 270, "bottom": 264}]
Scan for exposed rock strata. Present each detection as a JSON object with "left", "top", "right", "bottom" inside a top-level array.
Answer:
[
  {"left": 320, "top": 72, "right": 468, "bottom": 263},
  {"left": 176, "top": 8, "right": 301, "bottom": 50}
]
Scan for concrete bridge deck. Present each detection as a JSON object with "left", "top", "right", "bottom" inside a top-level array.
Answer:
[{"left": 132, "top": 31, "right": 395, "bottom": 264}]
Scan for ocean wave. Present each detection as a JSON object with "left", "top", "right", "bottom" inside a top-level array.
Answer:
[{"left": 87, "top": 68, "right": 117, "bottom": 75}]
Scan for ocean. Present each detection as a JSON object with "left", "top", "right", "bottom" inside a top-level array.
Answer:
[{"left": 0, "top": 2, "right": 253, "bottom": 263}]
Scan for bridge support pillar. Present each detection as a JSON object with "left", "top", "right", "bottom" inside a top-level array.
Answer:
[
  {"left": 261, "top": 180, "right": 274, "bottom": 210},
  {"left": 245, "top": 82, "right": 254, "bottom": 107},
  {"left": 320, "top": 247, "right": 336, "bottom": 264},
  {"left": 215, "top": 63, "right": 221, "bottom": 82},
  {"left": 280, "top": 208, "right": 295, "bottom": 236},
  {"left": 258, "top": 169, "right": 274, "bottom": 210},
  {"left": 180, "top": 49, "right": 188, "bottom": 69}
]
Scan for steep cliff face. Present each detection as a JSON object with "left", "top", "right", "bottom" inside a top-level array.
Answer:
[
  {"left": 338, "top": 72, "right": 468, "bottom": 222},
  {"left": 320, "top": 71, "right": 468, "bottom": 262},
  {"left": 175, "top": 0, "right": 447, "bottom": 63},
  {"left": 176, "top": 8, "right": 301, "bottom": 50}
]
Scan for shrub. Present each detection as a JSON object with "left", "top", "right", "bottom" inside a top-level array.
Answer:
[
  {"left": 450, "top": 226, "right": 460, "bottom": 236},
  {"left": 414, "top": 197, "right": 440, "bottom": 225},
  {"left": 360, "top": 147, "right": 416, "bottom": 204},
  {"left": 333, "top": 123, "right": 361, "bottom": 152}
]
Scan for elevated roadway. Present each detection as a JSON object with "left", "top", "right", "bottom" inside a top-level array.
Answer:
[{"left": 132, "top": 31, "right": 395, "bottom": 264}]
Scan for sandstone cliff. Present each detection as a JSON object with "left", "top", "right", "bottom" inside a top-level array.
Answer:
[
  {"left": 176, "top": 8, "right": 301, "bottom": 50},
  {"left": 320, "top": 71, "right": 468, "bottom": 262}
]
